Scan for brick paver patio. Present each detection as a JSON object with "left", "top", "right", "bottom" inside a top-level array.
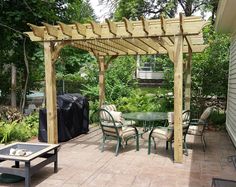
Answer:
[{"left": 1, "top": 125, "right": 236, "bottom": 187}]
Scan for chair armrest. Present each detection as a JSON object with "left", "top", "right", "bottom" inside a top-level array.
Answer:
[
  {"left": 191, "top": 119, "right": 199, "bottom": 122},
  {"left": 190, "top": 120, "right": 207, "bottom": 126}
]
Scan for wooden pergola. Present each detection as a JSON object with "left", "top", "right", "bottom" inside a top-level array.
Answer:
[{"left": 25, "top": 14, "right": 208, "bottom": 163}]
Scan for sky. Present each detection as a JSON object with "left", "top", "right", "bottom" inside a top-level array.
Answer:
[{"left": 89, "top": 0, "right": 110, "bottom": 22}]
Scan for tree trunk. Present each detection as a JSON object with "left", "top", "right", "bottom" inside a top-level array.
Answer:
[
  {"left": 11, "top": 63, "right": 17, "bottom": 107},
  {"left": 20, "top": 38, "right": 29, "bottom": 113}
]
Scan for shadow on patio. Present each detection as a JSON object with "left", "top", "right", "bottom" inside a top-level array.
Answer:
[{"left": 2, "top": 125, "right": 236, "bottom": 187}]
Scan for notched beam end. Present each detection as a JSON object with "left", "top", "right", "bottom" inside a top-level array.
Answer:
[
  {"left": 75, "top": 22, "right": 87, "bottom": 37},
  {"left": 27, "top": 23, "right": 45, "bottom": 39},
  {"left": 140, "top": 16, "right": 149, "bottom": 35},
  {"left": 90, "top": 21, "right": 102, "bottom": 37},
  {"left": 105, "top": 19, "right": 117, "bottom": 36},
  {"left": 57, "top": 21, "right": 73, "bottom": 37},
  {"left": 122, "top": 17, "right": 133, "bottom": 36},
  {"left": 42, "top": 22, "right": 61, "bottom": 38}
]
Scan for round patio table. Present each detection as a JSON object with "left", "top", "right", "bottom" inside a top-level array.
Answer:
[
  {"left": 123, "top": 112, "right": 167, "bottom": 122},
  {"left": 122, "top": 112, "right": 168, "bottom": 132}
]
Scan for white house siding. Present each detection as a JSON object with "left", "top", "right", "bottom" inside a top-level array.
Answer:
[{"left": 226, "top": 36, "right": 236, "bottom": 147}]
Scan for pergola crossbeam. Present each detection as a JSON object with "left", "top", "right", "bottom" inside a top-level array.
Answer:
[
  {"left": 185, "top": 36, "right": 193, "bottom": 51},
  {"left": 125, "top": 38, "right": 152, "bottom": 53}
]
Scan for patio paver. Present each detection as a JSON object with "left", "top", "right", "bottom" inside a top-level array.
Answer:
[{"left": 1, "top": 125, "right": 236, "bottom": 187}]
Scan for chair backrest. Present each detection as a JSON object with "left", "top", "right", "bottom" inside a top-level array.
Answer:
[
  {"left": 99, "top": 108, "right": 122, "bottom": 138},
  {"left": 101, "top": 104, "right": 117, "bottom": 112},
  {"left": 167, "top": 110, "right": 191, "bottom": 140},
  {"left": 182, "top": 110, "right": 191, "bottom": 136},
  {"left": 199, "top": 107, "right": 213, "bottom": 123},
  {"left": 167, "top": 110, "right": 190, "bottom": 127},
  {"left": 167, "top": 112, "right": 174, "bottom": 126}
]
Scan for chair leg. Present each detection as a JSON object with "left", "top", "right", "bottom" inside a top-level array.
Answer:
[
  {"left": 136, "top": 134, "right": 139, "bottom": 151},
  {"left": 115, "top": 138, "right": 120, "bottom": 156},
  {"left": 152, "top": 137, "right": 156, "bottom": 150},
  {"left": 184, "top": 141, "right": 188, "bottom": 156},
  {"left": 148, "top": 134, "right": 152, "bottom": 155},
  {"left": 101, "top": 136, "right": 106, "bottom": 152},
  {"left": 170, "top": 142, "right": 174, "bottom": 160},
  {"left": 201, "top": 134, "right": 206, "bottom": 152},
  {"left": 166, "top": 141, "right": 169, "bottom": 150}
]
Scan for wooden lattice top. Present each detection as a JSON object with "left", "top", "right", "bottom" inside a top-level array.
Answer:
[{"left": 25, "top": 14, "right": 209, "bottom": 57}]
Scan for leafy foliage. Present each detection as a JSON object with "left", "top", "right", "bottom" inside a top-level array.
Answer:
[
  {"left": 0, "top": 113, "right": 39, "bottom": 143},
  {"left": 114, "top": 0, "right": 178, "bottom": 20},
  {"left": 0, "top": 0, "right": 95, "bottom": 105},
  {"left": 192, "top": 26, "right": 230, "bottom": 98},
  {"left": 116, "top": 88, "right": 173, "bottom": 113}
]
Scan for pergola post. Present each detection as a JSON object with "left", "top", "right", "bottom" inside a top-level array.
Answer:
[
  {"left": 44, "top": 42, "right": 58, "bottom": 144},
  {"left": 98, "top": 56, "right": 105, "bottom": 107},
  {"left": 174, "top": 34, "right": 183, "bottom": 163},
  {"left": 185, "top": 47, "right": 192, "bottom": 110}
]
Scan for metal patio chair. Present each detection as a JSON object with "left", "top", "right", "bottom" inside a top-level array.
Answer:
[
  {"left": 212, "top": 177, "right": 236, "bottom": 187},
  {"left": 148, "top": 110, "right": 190, "bottom": 157},
  {"left": 187, "top": 106, "right": 214, "bottom": 152},
  {"left": 98, "top": 108, "right": 139, "bottom": 156}
]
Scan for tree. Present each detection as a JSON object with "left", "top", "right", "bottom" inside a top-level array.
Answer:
[
  {"left": 101, "top": 0, "right": 219, "bottom": 21},
  {"left": 114, "top": 0, "right": 177, "bottom": 20},
  {"left": 0, "top": 0, "right": 95, "bottom": 108}
]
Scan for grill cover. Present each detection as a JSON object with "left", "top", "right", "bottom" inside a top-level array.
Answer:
[{"left": 39, "top": 93, "right": 89, "bottom": 142}]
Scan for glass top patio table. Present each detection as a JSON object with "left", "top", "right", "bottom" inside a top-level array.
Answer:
[
  {"left": 122, "top": 112, "right": 168, "bottom": 132},
  {"left": 122, "top": 112, "right": 168, "bottom": 122}
]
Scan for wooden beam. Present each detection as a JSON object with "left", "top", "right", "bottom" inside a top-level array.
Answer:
[
  {"left": 90, "top": 21, "right": 102, "bottom": 37},
  {"left": 27, "top": 23, "right": 45, "bottom": 39},
  {"left": 98, "top": 40, "right": 129, "bottom": 54},
  {"left": 184, "top": 35, "right": 193, "bottom": 52},
  {"left": 42, "top": 22, "right": 63, "bottom": 38},
  {"left": 72, "top": 42, "right": 107, "bottom": 56},
  {"left": 75, "top": 23, "right": 87, "bottom": 37},
  {"left": 140, "top": 16, "right": 149, "bottom": 35},
  {"left": 75, "top": 41, "right": 115, "bottom": 55},
  {"left": 185, "top": 44, "right": 207, "bottom": 53},
  {"left": 123, "top": 17, "right": 134, "bottom": 36},
  {"left": 160, "top": 16, "right": 166, "bottom": 34},
  {"left": 179, "top": 13, "right": 184, "bottom": 33},
  {"left": 57, "top": 21, "right": 73, "bottom": 37},
  {"left": 139, "top": 38, "right": 160, "bottom": 53},
  {"left": 44, "top": 42, "right": 58, "bottom": 144},
  {"left": 26, "top": 17, "right": 208, "bottom": 42},
  {"left": 168, "top": 36, "right": 175, "bottom": 44},
  {"left": 173, "top": 34, "right": 183, "bottom": 163},
  {"left": 112, "top": 39, "right": 140, "bottom": 54},
  {"left": 105, "top": 55, "right": 118, "bottom": 70},
  {"left": 24, "top": 32, "right": 42, "bottom": 41},
  {"left": 106, "top": 19, "right": 117, "bottom": 36},
  {"left": 125, "top": 38, "right": 152, "bottom": 53},
  {"left": 157, "top": 38, "right": 174, "bottom": 62},
  {"left": 184, "top": 47, "right": 192, "bottom": 110},
  {"left": 86, "top": 40, "right": 121, "bottom": 56},
  {"left": 98, "top": 56, "right": 105, "bottom": 107},
  {"left": 51, "top": 42, "right": 67, "bottom": 63}
]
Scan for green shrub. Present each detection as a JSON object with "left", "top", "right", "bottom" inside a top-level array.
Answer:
[
  {"left": 116, "top": 88, "right": 173, "bottom": 113},
  {"left": 209, "top": 110, "right": 226, "bottom": 130},
  {"left": 0, "top": 113, "right": 39, "bottom": 143}
]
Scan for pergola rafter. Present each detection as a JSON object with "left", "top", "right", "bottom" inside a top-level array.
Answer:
[{"left": 25, "top": 14, "right": 209, "bottom": 163}]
